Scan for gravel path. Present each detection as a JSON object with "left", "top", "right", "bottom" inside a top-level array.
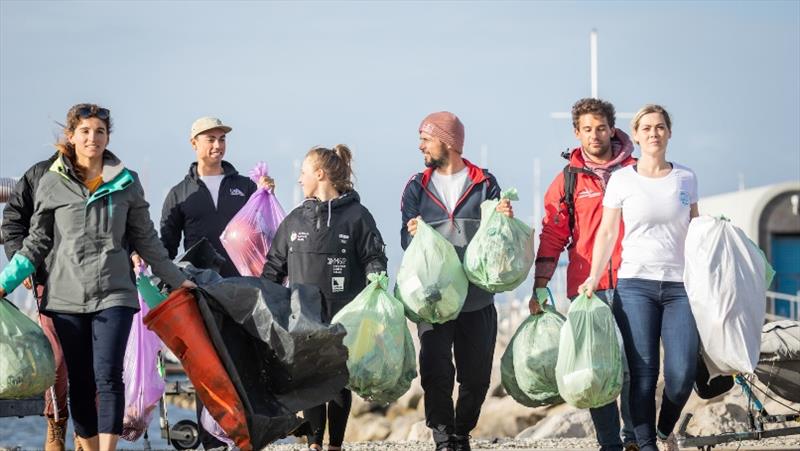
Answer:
[{"left": 261, "top": 436, "right": 800, "bottom": 450}]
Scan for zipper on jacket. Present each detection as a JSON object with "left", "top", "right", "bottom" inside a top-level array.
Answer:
[{"left": 422, "top": 179, "right": 482, "bottom": 231}]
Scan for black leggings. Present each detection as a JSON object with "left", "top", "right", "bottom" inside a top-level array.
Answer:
[
  {"left": 304, "top": 388, "right": 352, "bottom": 447},
  {"left": 48, "top": 306, "right": 135, "bottom": 438}
]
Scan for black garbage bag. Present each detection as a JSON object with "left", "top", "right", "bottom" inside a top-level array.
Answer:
[{"left": 192, "top": 275, "right": 349, "bottom": 447}]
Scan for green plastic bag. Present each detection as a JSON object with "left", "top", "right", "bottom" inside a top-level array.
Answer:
[
  {"left": 0, "top": 297, "right": 55, "bottom": 399},
  {"left": 555, "top": 293, "right": 622, "bottom": 409},
  {"left": 463, "top": 188, "right": 534, "bottom": 293},
  {"left": 501, "top": 293, "right": 565, "bottom": 407},
  {"left": 332, "top": 272, "right": 417, "bottom": 404},
  {"left": 395, "top": 219, "right": 468, "bottom": 323}
]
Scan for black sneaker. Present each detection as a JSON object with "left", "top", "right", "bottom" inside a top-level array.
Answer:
[
  {"left": 435, "top": 440, "right": 454, "bottom": 451},
  {"left": 451, "top": 434, "right": 471, "bottom": 451}
]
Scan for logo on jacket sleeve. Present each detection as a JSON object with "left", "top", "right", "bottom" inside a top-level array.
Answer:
[{"left": 230, "top": 188, "right": 246, "bottom": 197}]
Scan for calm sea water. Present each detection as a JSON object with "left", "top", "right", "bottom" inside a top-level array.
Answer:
[{"left": 0, "top": 406, "right": 196, "bottom": 451}]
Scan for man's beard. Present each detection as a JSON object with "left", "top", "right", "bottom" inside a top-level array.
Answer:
[{"left": 424, "top": 154, "right": 447, "bottom": 169}]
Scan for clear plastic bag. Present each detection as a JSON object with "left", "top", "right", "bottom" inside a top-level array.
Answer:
[
  {"left": 501, "top": 291, "right": 565, "bottom": 407},
  {"left": 220, "top": 162, "right": 286, "bottom": 277},
  {"left": 0, "top": 297, "right": 55, "bottom": 399},
  {"left": 395, "top": 219, "right": 468, "bottom": 324},
  {"left": 332, "top": 272, "right": 416, "bottom": 404},
  {"left": 464, "top": 188, "right": 534, "bottom": 293},
  {"left": 555, "top": 293, "right": 623, "bottom": 409}
]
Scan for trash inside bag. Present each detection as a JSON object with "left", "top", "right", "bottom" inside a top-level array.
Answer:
[
  {"left": 464, "top": 188, "right": 534, "bottom": 293},
  {"left": 0, "top": 297, "right": 55, "bottom": 399},
  {"left": 684, "top": 215, "right": 774, "bottom": 378},
  {"left": 501, "top": 291, "right": 564, "bottom": 407},
  {"left": 332, "top": 272, "right": 416, "bottom": 404},
  {"left": 395, "top": 219, "right": 468, "bottom": 323},
  {"left": 555, "top": 293, "right": 622, "bottom": 409},
  {"left": 220, "top": 162, "right": 286, "bottom": 277},
  {"left": 121, "top": 284, "right": 165, "bottom": 442}
]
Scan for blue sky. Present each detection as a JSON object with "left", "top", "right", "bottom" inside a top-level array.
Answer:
[{"left": 1, "top": 0, "right": 799, "bottom": 279}]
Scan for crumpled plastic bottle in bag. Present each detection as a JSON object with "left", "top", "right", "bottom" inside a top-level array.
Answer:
[
  {"left": 332, "top": 272, "right": 416, "bottom": 404},
  {"left": 555, "top": 293, "right": 623, "bottom": 409},
  {"left": 395, "top": 219, "right": 468, "bottom": 324},
  {"left": 220, "top": 161, "right": 286, "bottom": 277},
  {"left": 501, "top": 289, "right": 565, "bottom": 407},
  {"left": 463, "top": 188, "right": 534, "bottom": 293},
  {"left": 0, "top": 297, "right": 55, "bottom": 399}
]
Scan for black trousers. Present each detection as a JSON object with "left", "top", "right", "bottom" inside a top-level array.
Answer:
[
  {"left": 304, "top": 388, "right": 352, "bottom": 447},
  {"left": 419, "top": 304, "right": 497, "bottom": 444}
]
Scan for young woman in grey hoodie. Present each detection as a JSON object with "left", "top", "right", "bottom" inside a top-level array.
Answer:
[{"left": 0, "top": 104, "right": 195, "bottom": 451}]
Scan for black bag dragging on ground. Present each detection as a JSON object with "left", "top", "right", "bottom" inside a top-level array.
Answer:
[{"left": 190, "top": 272, "right": 349, "bottom": 447}]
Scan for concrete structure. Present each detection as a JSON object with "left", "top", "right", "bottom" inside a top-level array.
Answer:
[{"left": 699, "top": 181, "right": 800, "bottom": 319}]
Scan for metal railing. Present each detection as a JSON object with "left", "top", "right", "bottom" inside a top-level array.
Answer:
[{"left": 765, "top": 290, "right": 799, "bottom": 321}]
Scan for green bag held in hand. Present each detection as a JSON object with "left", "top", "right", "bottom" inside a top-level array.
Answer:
[
  {"left": 395, "top": 219, "right": 468, "bottom": 324},
  {"left": 501, "top": 288, "right": 565, "bottom": 407},
  {"left": 555, "top": 293, "right": 623, "bottom": 409},
  {"left": 463, "top": 188, "right": 534, "bottom": 293},
  {"left": 0, "top": 297, "right": 55, "bottom": 399},
  {"left": 332, "top": 272, "right": 417, "bottom": 404}
]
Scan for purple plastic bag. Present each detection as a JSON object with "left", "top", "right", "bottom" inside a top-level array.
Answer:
[
  {"left": 121, "top": 268, "right": 166, "bottom": 442},
  {"left": 200, "top": 406, "right": 235, "bottom": 447},
  {"left": 220, "top": 162, "right": 287, "bottom": 277}
]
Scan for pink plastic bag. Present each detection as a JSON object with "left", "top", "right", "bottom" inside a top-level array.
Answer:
[
  {"left": 121, "top": 268, "right": 166, "bottom": 442},
  {"left": 200, "top": 406, "right": 236, "bottom": 447},
  {"left": 220, "top": 162, "right": 286, "bottom": 277}
]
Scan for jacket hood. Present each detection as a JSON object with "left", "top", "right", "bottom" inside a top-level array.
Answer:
[
  {"left": 568, "top": 128, "right": 635, "bottom": 169},
  {"left": 52, "top": 149, "right": 126, "bottom": 183},
  {"left": 187, "top": 160, "right": 239, "bottom": 181},
  {"left": 420, "top": 158, "right": 487, "bottom": 188},
  {"left": 301, "top": 190, "right": 361, "bottom": 228}
]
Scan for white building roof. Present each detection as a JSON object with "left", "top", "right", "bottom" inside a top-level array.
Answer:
[{"left": 698, "top": 181, "right": 800, "bottom": 241}]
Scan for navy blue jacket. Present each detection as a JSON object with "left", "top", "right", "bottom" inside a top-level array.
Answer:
[{"left": 400, "top": 159, "right": 501, "bottom": 312}]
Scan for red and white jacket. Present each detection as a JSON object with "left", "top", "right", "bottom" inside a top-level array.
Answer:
[{"left": 535, "top": 130, "right": 635, "bottom": 298}]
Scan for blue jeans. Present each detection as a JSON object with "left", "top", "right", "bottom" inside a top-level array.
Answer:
[
  {"left": 48, "top": 307, "right": 135, "bottom": 438},
  {"left": 613, "top": 279, "right": 699, "bottom": 451},
  {"left": 575, "top": 289, "right": 635, "bottom": 450}
]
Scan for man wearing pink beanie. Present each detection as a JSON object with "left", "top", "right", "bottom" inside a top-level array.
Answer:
[{"left": 400, "top": 111, "right": 513, "bottom": 451}]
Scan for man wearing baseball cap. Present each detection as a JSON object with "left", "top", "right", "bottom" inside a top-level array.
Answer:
[
  {"left": 160, "top": 116, "right": 274, "bottom": 278},
  {"left": 400, "top": 111, "right": 512, "bottom": 451},
  {"left": 159, "top": 118, "right": 273, "bottom": 448}
]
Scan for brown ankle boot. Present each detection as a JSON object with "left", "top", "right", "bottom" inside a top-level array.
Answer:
[{"left": 44, "top": 417, "right": 67, "bottom": 451}]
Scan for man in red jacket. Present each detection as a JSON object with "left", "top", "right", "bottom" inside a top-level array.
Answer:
[{"left": 530, "top": 98, "right": 637, "bottom": 451}]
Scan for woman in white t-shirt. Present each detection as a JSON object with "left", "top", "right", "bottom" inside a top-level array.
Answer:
[{"left": 579, "top": 105, "right": 699, "bottom": 451}]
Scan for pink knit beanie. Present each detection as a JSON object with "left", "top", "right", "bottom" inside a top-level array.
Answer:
[{"left": 419, "top": 111, "right": 465, "bottom": 152}]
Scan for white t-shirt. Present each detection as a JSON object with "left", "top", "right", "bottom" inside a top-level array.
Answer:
[
  {"left": 200, "top": 174, "right": 225, "bottom": 208},
  {"left": 603, "top": 163, "right": 698, "bottom": 282},
  {"left": 431, "top": 167, "right": 469, "bottom": 213}
]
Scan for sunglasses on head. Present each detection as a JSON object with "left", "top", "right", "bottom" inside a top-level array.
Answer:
[{"left": 73, "top": 105, "right": 110, "bottom": 120}]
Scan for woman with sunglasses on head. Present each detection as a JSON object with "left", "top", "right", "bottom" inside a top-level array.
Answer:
[
  {"left": 579, "top": 104, "right": 699, "bottom": 451},
  {"left": 261, "top": 144, "right": 387, "bottom": 451},
  {"left": 0, "top": 104, "right": 196, "bottom": 451}
]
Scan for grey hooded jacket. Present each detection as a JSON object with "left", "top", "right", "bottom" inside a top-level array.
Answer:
[{"left": 0, "top": 151, "right": 186, "bottom": 313}]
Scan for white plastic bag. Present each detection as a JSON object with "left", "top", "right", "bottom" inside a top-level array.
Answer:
[{"left": 684, "top": 216, "right": 772, "bottom": 378}]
